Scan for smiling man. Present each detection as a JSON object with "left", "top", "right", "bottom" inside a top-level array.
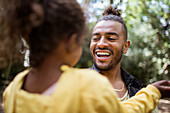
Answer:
[{"left": 89, "top": 6, "right": 159, "bottom": 113}]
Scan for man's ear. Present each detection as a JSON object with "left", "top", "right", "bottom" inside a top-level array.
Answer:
[
  {"left": 65, "top": 34, "right": 77, "bottom": 53},
  {"left": 123, "top": 40, "right": 130, "bottom": 54}
]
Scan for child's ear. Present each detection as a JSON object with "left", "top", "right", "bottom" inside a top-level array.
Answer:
[
  {"left": 123, "top": 40, "right": 130, "bottom": 54},
  {"left": 65, "top": 34, "right": 77, "bottom": 53}
]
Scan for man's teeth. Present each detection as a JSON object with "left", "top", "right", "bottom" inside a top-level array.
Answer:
[{"left": 96, "top": 52, "right": 110, "bottom": 56}]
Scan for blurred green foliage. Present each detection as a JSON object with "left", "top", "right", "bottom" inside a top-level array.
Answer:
[
  {"left": 0, "top": 0, "right": 169, "bottom": 88},
  {"left": 121, "top": 0, "right": 170, "bottom": 83}
]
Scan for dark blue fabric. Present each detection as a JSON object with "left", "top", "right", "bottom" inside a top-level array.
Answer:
[{"left": 89, "top": 64, "right": 146, "bottom": 97}]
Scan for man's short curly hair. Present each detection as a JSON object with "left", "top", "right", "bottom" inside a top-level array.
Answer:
[{"left": 98, "top": 6, "right": 127, "bottom": 41}]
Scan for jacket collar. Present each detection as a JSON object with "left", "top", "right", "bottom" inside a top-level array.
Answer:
[{"left": 89, "top": 64, "right": 134, "bottom": 85}]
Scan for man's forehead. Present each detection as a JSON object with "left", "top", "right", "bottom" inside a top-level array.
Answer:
[{"left": 93, "top": 20, "right": 123, "bottom": 33}]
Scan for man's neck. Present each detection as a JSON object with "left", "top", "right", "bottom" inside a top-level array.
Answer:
[
  {"left": 100, "top": 64, "right": 122, "bottom": 83},
  {"left": 100, "top": 63, "right": 127, "bottom": 98}
]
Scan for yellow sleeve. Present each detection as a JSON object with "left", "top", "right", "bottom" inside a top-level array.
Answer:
[
  {"left": 122, "top": 85, "right": 161, "bottom": 113},
  {"left": 80, "top": 84, "right": 161, "bottom": 113},
  {"left": 78, "top": 69, "right": 161, "bottom": 113}
]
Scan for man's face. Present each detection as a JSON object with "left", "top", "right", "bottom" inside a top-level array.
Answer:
[{"left": 90, "top": 20, "right": 129, "bottom": 70}]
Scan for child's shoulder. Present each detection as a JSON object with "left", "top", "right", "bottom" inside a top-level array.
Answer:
[
  {"left": 3, "top": 69, "right": 29, "bottom": 101},
  {"left": 61, "top": 65, "right": 112, "bottom": 90},
  {"left": 68, "top": 67, "right": 115, "bottom": 100},
  {"left": 62, "top": 65, "right": 108, "bottom": 81}
]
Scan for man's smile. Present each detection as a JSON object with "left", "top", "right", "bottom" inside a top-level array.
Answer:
[{"left": 94, "top": 50, "right": 112, "bottom": 61}]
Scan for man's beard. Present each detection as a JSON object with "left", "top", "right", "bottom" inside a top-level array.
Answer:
[{"left": 92, "top": 47, "right": 123, "bottom": 71}]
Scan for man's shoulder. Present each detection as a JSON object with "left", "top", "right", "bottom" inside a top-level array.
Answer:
[
  {"left": 121, "top": 67, "right": 145, "bottom": 87},
  {"left": 121, "top": 68, "right": 146, "bottom": 97}
]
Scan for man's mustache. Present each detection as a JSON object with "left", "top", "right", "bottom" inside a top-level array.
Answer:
[{"left": 93, "top": 47, "right": 114, "bottom": 54}]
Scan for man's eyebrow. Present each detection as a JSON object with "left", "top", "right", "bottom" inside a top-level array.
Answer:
[
  {"left": 106, "top": 32, "right": 119, "bottom": 37},
  {"left": 92, "top": 33, "right": 100, "bottom": 36}
]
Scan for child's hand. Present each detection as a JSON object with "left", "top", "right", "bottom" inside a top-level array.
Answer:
[{"left": 152, "top": 80, "right": 170, "bottom": 98}]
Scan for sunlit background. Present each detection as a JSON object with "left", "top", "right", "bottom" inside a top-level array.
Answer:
[
  {"left": 0, "top": 0, "right": 170, "bottom": 113},
  {"left": 0, "top": 0, "right": 169, "bottom": 88}
]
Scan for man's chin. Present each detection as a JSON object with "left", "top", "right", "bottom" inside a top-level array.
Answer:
[{"left": 95, "top": 64, "right": 113, "bottom": 71}]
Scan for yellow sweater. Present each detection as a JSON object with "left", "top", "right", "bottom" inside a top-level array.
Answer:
[{"left": 3, "top": 65, "right": 161, "bottom": 113}]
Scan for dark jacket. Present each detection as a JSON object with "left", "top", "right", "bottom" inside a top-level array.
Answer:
[{"left": 89, "top": 64, "right": 146, "bottom": 97}]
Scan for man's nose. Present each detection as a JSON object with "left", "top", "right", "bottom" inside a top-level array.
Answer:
[{"left": 97, "top": 36, "right": 108, "bottom": 48}]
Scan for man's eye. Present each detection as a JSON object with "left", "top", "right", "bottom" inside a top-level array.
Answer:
[
  {"left": 108, "top": 37, "right": 116, "bottom": 41},
  {"left": 92, "top": 37, "right": 99, "bottom": 41}
]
